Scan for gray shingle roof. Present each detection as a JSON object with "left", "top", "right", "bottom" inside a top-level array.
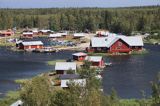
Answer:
[{"left": 22, "top": 41, "right": 43, "bottom": 46}]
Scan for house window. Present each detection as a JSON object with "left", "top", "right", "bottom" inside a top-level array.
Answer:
[
  {"left": 116, "top": 47, "right": 121, "bottom": 50},
  {"left": 118, "top": 42, "right": 122, "bottom": 46}
]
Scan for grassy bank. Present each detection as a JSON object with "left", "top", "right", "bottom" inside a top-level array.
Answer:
[
  {"left": 15, "top": 79, "right": 29, "bottom": 85},
  {"left": 47, "top": 59, "right": 65, "bottom": 66},
  {"left": 119, "top": 99, "right": 152, "bottom": 106},
  {"left": 144, "top": 38, "right": 160, "bottom": 44},
  {"left": 0, "top": 91, "right": 20, "bottom": 106},
  {"left": 0, "top": 38, "right": 16, "bottom": 47},
  {"left": 87, "top": 49, "right": 148, "bottom": 56},
  {"left": 131, "top": 49, "right": 149, "bottom": 55}
]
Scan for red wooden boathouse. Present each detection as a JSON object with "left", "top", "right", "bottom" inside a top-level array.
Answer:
[
  {"left": 88, "top": 35, "right": 143, "bottom": 53},
  {"left": 72, "top": 52, "right": 87, "bottom": 61},
  {"left": 22, "top": 32, "right": 33, "bottom": 38},
  {"left": 18, "top": 41, "right": 43, "bottom": 50},
  {"left": 85, "top": 56, "right": 105, "bottom": 67}
]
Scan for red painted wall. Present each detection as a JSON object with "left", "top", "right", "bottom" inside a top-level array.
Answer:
[
  {"left": 109, "top": 39, "right": 131, "bottom": 53},
  {"left": 19, "top": 45, "right": 43, "bottom": 50},
  {"left": 73, "top": 55, "right": 86, "bottom": 61},
  {"left": 23, "top": 34, "right": 33, "bottom": 37},
  {"left": 91, "top": 60, "right": 104, "bottom": 67}
]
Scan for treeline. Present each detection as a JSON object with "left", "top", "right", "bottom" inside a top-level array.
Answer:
[{"left": 0, "top": 6, "right": 160, "bottom": 35}]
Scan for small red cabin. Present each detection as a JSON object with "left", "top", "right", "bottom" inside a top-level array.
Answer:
[
  {"left": 72, "top": 52, "right": 87, "bottom": 61},
  {"left": 0, "top": 31, "right": 13, "bottom": 37},
  {"left": 22, "top": 32, "right": 33, "bottom": 38},
  {"left": 38, "top": 30, "right": 53, "bottom": 35},
  {"left": 18, "top": 41, "right": 43, "bottom": 50},
  {"left": 85, "top": 56, "right": 105, "bottom": 67}
]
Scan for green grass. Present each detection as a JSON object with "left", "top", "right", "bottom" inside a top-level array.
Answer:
[
  {"left": 0, "top": 91, "right": 20, "bottom": 106},
  {"left": 87, "top": 52, "right": 108, "bottom": 56},
  {"left": 47, "top": 59, "right": 66, "bottom": 66},
  {"left": 144, "top": 38, "right": 160, "bottom": 44},
  {"left": 131, "top": 49, "right": 149, "bottom": 55},
  {"left": 15, "top": 79, "right": 29, "bottom": 84},
  {"left": 5, "top": 91, "right": 20, "bottom": 100},
  {"left": 120, "top": 99, "right": 140, "bottom": 106},
  {"left": 87, "top": 50, "right": 148, "bottom": 56},
  {"left": 119, "top": 99, "right": 153, "bottom": 106}
]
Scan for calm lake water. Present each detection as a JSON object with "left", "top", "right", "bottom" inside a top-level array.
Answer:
[
  {"left": 0, "top": 48, "right": 74, "bottom": 98},
  {"left": 0, "top": 44, "right": 160, "bottom": 99},
  {"left": 103, "top": 44, "right": 160, "bottom": 98}
]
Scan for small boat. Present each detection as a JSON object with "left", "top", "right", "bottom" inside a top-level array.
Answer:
[
  {"left": 43, "top": 47, "right": 57, "bottom": 53},
  {"left": 33, "top": 47, "right": 57, "bottom": 53},
  {"left": 105, "top": 62, "right": 112, "bottom": 66}
]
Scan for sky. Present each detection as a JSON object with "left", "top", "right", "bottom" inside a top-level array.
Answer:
[{"left": 0, "top": 0, "right": 159, "bottom": 8}]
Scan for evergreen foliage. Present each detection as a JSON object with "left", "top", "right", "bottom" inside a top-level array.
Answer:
[{"left": 0, "top": 6, "right": 159, "bottom": 35}]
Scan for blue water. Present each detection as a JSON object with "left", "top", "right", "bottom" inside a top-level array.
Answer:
[
  {"left": 103, "top": 44, "right": 160, "bottom": 98},
  {"left": 0, "top": 47, "right": 74, "bottom": 98},
  {"left": 0, "top": 44, "right": 160, "bottom": 99}
]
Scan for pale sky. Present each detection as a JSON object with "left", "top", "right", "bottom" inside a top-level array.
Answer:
[{"left": 0, "top": 0, "right": 159, "bottom": 8}]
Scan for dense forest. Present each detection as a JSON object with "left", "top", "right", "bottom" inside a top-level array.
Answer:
[{"left": 0, "top": 6, "right": 160, "bottom": 35}]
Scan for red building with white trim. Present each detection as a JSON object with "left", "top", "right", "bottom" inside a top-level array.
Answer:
[
  {"left": 17, "top": 41, "right": 43, "bottom": 50},
  {"left": 0, "top": 31, "right": 13, "bottom": 37},
  {"left": 108, "top": 39, "right": 131, "bottom": 53},
  {"left": 88, "top": 35, "right": 143, "bottom": 53},
  {"left": 72, "top": 52, "right": 87, "bottom": 61},
  {"left": 22, "top": 32, "right": 33, "bottom": 38},
  {"left": 85, "top": 56, "right": 105, "bottom": 68}
]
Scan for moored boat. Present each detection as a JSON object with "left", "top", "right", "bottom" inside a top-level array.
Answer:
[
  {"left": 105, "top": 62, "right": 112, "bottom": 66},
  {"left": 33, "top": 47, "right": 58, "bottom": 53}
]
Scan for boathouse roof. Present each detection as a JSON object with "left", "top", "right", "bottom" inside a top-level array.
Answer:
[
  {"left": 118, "top": 36, "right": 144, "bottom": 46},
  {"left": 22, "top": 41, "right": 43, "bottom": 46},
  {"left": 23, "top": 32, "right": 33, "bottom": 35},
  {"left": 85, "top": 56, "right": 102, "bottom": 62},
  {"left": 55, "top": 62, "right": 77, "bottom": 71},
  {"left": 91, "top": 37, "right": 117, "bottom": 48},
  {"left": 73, "top": 33, "right": 85, "bottom": 37},
  {"left": 91, "top": 35, "right": 143, "bottom": 48},
  {"left": 72, "top": 52, "right": 87, "bottom": 56}
]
